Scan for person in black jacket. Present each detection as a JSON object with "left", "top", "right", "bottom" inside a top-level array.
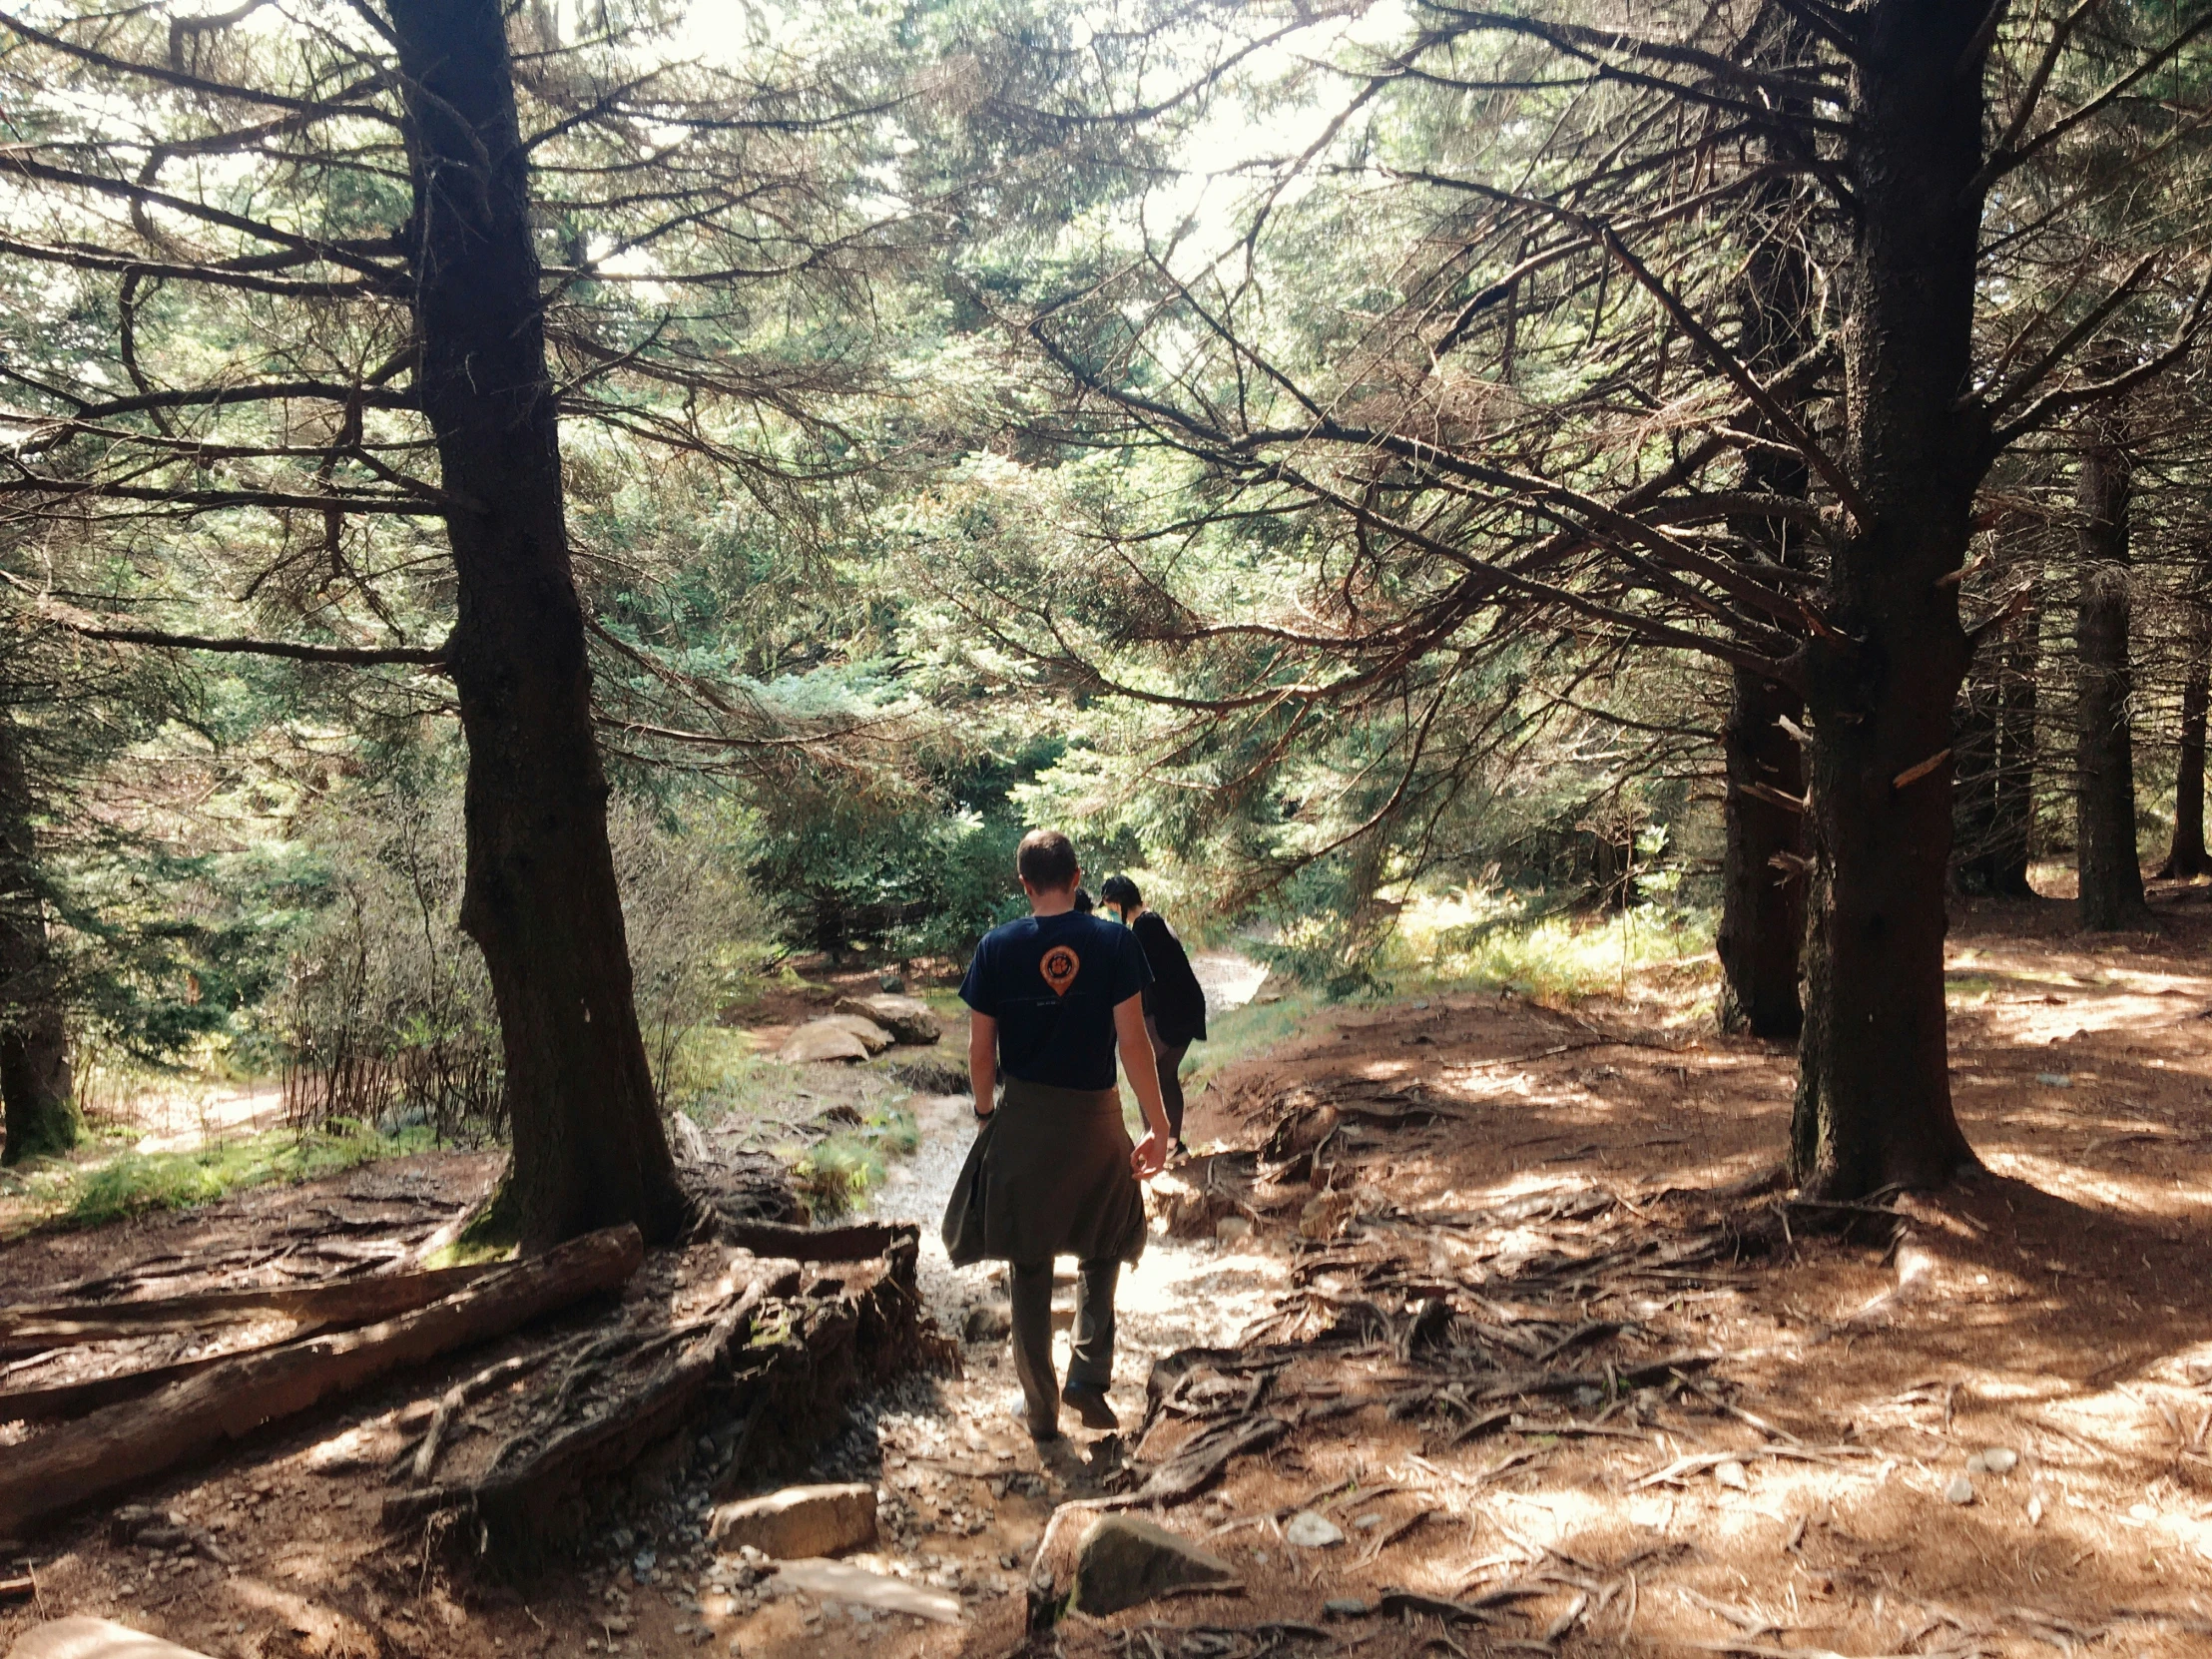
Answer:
[{"left": 1098, "top": 874, "right": 1207, "bottom": 1155}]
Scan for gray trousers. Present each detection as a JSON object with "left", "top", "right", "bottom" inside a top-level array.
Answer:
[{"left": 1009, "top": 1257, "right": 1119, "bottom": 1433}]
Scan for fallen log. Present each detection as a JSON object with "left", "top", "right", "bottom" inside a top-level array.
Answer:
[
  {"left": 0, "top": 1261, "right": 496, "bottom": 1352},
  {"left": 0, "top": 1226, "right": 642, "bottom": 1540},
  {"left": 0, "top": 1348, "right": 262, "bottom": 1425},
  {"left": 716, "top": 1220, "right": 915, "bottom": 1264}
]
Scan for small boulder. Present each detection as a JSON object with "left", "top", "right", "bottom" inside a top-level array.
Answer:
[
  {"left": 772, "top": 1559, "right": 961, "bottom": 1624},
  {"left": 668, "top": 1113, "right": 713, "bottom": 1163},
  {"left": 709, "top": 1483, "right": 877, "bottom": 1558},
  {"left": 962, "top": 1300, "right": 1013, "bottom": 1344},
  {"left": 834, "top": 994, "right": 942, "bottom": 1045},
  {"left": 107, "top": 1505, "right": 167, "bottom": 1546},
  {"left": 9, "top": 1619, "right": 219, "bottom": 1659},
  {"left": 1283, "top": 1510, "right": 1346, "bottom": 1549},
  {"left": 1944, "top": 1474, "right": 1976, "bottom": 1505},
  {"left": 820, "top": 1013, "right": 895, "bottom": 1053},
  {"left": 778, "top": 1017, "right": 887, "bottom": 1064},
  {"left": 1069, "top": 1513, "right": 1239, "bottom": 1615}
]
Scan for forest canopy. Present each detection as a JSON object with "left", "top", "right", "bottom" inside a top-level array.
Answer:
[{"left": 0, "top": 0, "right": 2208, "bottom": 1241}]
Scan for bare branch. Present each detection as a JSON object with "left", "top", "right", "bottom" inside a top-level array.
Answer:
[
  {"left": 0, "top": 9, "right": 397, "bottom": 122},
  {"left": 1991, "top": 267, "right": 2212, "bottom": 448},
  {"left": 1980, "top": 252, "right": 2158, "bottom": 417},
  {"left": 1598, "top": 228, "right": 1872, "bottom": 528},
  {"left": 41, "top": 615, "right": 446, "bottom": 667}
]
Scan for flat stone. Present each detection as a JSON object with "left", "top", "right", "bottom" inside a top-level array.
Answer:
[
  {"left": 771, "top": 1560, "right": 963, "bottom": 1624},
  {"left": 833, "top": 994, "right": 942, "bottom": 1045},
  {"left": 820, "top": 1014, "right": 895, "bottom": 1053},
  {"left": 10, "top": 1619, "right": 218, "bottom": 1659},
  {"left": 777, "top": 1019, "right": 882, "bottom": 1064},
  {"left": 1713, "top": 1460, "right": 1749, "bottom": 1491},
  {"left": 1282, "top": 1511, "right": 1345, "bottom": 1549},
  {"left": 709, "top": 1483, "right": 876, "bottom": 1558},
  {"left": 1070, "top": 1513, "right": 1239, "bottom": 1615},
  {"left": 1323, "top": 1598, "right": 1372, "bottom": 1619}
]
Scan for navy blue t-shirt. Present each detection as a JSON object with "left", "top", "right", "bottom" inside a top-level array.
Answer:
[{"left": 959, "top": 911, "right": 1151, "bottom": 1091}]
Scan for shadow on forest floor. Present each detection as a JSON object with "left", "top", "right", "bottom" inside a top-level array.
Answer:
[
  {"left": 8, "top": 890, "right": 2212, "bottom": 1659},
  {"left": 1004, "top": 886, "right": 2212, "bottom": 1659}
]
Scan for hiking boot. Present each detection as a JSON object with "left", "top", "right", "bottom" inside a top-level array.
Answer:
[{"left": 1062, "top": 1384, "right": 1120, "bottom": 1431}]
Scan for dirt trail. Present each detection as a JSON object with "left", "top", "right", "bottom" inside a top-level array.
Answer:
[{"left": 11, "top": 908, "right": 2212, "bottom": 1659}]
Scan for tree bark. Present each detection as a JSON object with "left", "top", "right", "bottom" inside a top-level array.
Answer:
[
  {"left": 2158, "top": 600, "right": 2210, "bottom": 877},
  {"left": 385, "top": 0, "right": 685, "bottom": 1248},
  {"left": 1792, "top": 3, "right": 1983, "bottom": 1199},
  {"left": 1988, "top": 572, "right": 2043, "bottom": 894},
  {"left": 1719, "top": 669, "right": 1808, "bottom": 1037},
  {"left": 2073, "top": 419, "right": 2152, "bottom": 928},
  {"left": 1950, "top": 657, "right": 2000, "bottom": 892},
  {"left": 1952, "top": 545, "right": 2042, "bottom": 898},
  {"left": 1715, "top": 51, "right": 1812, "bottom": 1039},
  {"left": 0, "top": 715, "right": 74, "bottom": 1166}
]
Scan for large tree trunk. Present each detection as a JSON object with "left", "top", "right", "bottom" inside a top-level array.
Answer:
[
  {"left": 1952, "top": 544, "right": 2042, "bottom": 898},
  {"left": 1719, "top": 674, "right": 1807, "bottom": 1039},
  {"left": 385, "top": 0, "right": 685, "bottom": 1248},
  {"left": 0, "top": 716, "right": 73, "bottom": 1166},
  {"left": 2158, "top": 599, "right": 2210, "bottom": 878},
  {"left": 1950, "top": 658, "right": 2000, "bottom": 892},
  {"left": 2073, "top": 420, "right": 2152, "bottom": 927},
  {"left": 1716, "top": 30, "right": 1811, "bottom": 1040},
  {"left": 1792, "top": 3, "right": 1982, "bottom": 1199},
  {"left": 1987, "top": 568, "right": 2042, "bottom": 894}
]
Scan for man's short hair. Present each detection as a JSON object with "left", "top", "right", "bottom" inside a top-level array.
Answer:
[
  {"left": 1017, "top": 829, "right": 1080, "bottom": 891},
  {"left": 1099, "top": 873, "right": 1143, "bottom": 909}
]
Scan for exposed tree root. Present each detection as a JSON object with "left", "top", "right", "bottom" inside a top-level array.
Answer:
[{"left": 383, "top": 1221, "right": 956, "bottom": 1565}]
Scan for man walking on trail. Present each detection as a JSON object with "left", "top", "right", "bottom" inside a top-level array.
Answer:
[
  {"left": 941, "top": 830, "right": 1173, "bottom": 1442},
  {"left": 1100, "top": 874, "right": 1208, "bottom": 1158}
]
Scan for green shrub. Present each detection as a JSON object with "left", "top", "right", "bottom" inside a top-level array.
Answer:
[
  {"left": 791, "top": 1135, "right": 884, "bottom": 1221},
  {"left": 784, "top": 1105, "right": 918, "bottom": 1220},
  {"left": 58, "top": 1120, "right": 433, "bottom": 1229},
  {"left": 1399, "top": 890, "right": 1715, "bottom": 1001}
]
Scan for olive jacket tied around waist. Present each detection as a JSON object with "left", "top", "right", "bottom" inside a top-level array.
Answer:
[{"left": 941, "top": 1076, "right": 1148, "bottom": 1267}]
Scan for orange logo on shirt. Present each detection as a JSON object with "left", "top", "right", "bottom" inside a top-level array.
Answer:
[{"left": 1040, "top": 945, "right": 1080, "bottom": 996}]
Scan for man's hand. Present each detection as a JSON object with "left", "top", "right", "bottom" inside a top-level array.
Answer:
[
  {"left": 1113, "top": 993, "right": 1174, "bottom": 1173},
  {"left": 1131, "top": 1129, "right": 1167, "bottom": 1181}
]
